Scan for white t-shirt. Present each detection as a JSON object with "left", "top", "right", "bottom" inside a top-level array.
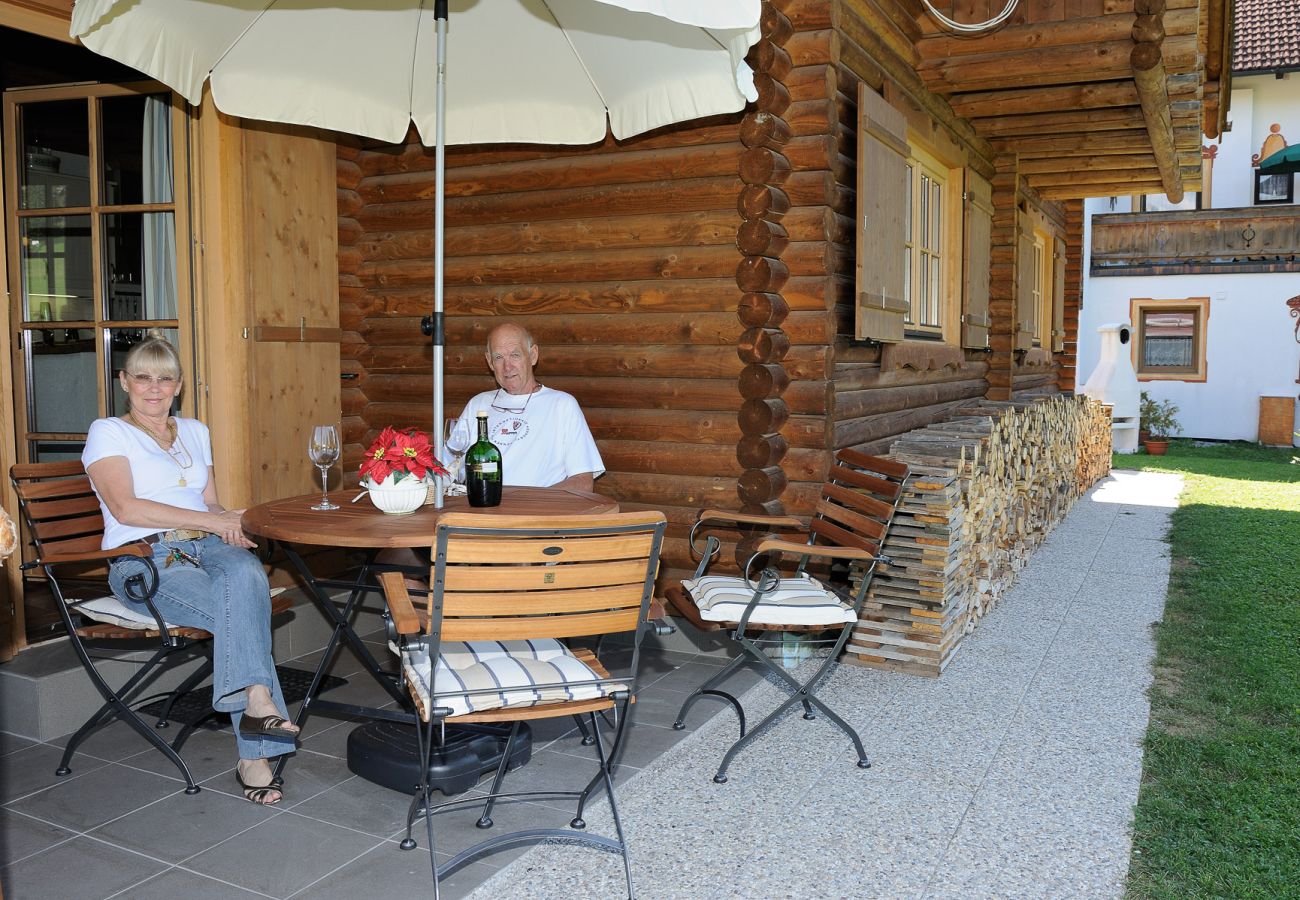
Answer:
[
  {"left": 82, "top": 417, "right": 215, "bottom": 549},
  {"left": 453, "top": 386, "right": 604, "bottom": 487}
]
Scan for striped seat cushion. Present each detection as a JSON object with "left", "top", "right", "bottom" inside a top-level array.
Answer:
[
  {"left": 78, "top": 587, "right": 287, "bottom": 630},
  {"left": 401, "top": 638, "right": 625, "bottom": 718},
  {"left": 680, "top": 574, "right": 856, "bottom": 627}
]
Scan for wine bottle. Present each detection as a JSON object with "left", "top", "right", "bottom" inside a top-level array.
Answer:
[{"left": 465, "top": 411, "right": 502, "bottom": 507}]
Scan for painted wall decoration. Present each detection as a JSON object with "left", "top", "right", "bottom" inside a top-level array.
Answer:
[{"left": 1252, "top": 124, "right": 1294, "bottom": 204}]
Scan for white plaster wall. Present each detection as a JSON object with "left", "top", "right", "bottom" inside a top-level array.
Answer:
[
  {"left": 1079, "top": 74, "right": 1300, "bottom": 445},
  {"left": 1077, "top": 272, "right": 1300, "bottom": 443}
]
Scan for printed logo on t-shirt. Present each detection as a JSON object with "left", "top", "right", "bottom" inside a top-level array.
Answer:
[{"left": 492, "top": 416, "right": 529, "bottom": 447}]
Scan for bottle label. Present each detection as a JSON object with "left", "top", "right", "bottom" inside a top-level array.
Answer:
[{"left": 473, "top": 462, "right": 498, "bottom": 474}]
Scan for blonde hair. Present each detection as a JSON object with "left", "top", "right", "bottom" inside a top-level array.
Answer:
[{"left": 122, "top": 331, "right": 182, "bottom": 380}]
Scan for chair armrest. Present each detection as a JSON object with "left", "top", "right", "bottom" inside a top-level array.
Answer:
[
  {"left": 754, "top": 538, "right": 885, "bottom": 564},
  {"left": 377, "top": 571, "right": 422, "bottom": 636},
  {"left": 42, "top": 542, "right": 152, "bottom": 566},
  {"left": 697, "top": 509, "right": 805, "bottom": 529}
]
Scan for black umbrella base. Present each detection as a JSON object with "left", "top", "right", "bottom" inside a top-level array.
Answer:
[{"left": 346, "top": 719, "right": 532, "bottom": 796}]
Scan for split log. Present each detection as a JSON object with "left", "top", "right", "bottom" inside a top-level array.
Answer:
[{"left": 844, "top": 396, "right": 1113, "bottom": 677}]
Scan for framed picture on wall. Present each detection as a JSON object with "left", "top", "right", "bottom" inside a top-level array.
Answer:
[{"left": 1254, "top": 171, "right": 1294, "bottom": 204}]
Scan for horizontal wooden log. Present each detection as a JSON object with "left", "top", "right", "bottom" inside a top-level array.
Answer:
[
  {"left": 736, "top": 433, "right": 789, "bottom": 469},
  {"left": 918, "top": 8, "right": 1197, "bottom": 61},
  {"left": 360, "top": 209, "right": 739, "bottom": 260},
  {"left": 359, "top": 343, "right": 746, "bottom": 380},
  {"left": 736, "top": 256, "right": 790, "bottom": 293},
  {"left": 359, "top": 245, "right": 741, "bottom": 288},
  {"left": 740, "top": 111, "right": 792, "bottom": 150},
  {"left": 739, "top": 146, "right": 792, "bottom": 185},
  {"left": 736, "top": 218, "right": 790, "bottom": 257},
  {"left": 738, "top": 327, "right": 791, "bottom": 364},
  {"left": 833, "top": 398, "right": 974, "bottom": 448},
  {"left": 738, "top": 362, "right": 791, "bottom": 399},
  {"left": 738, "top": 183, "right": 790, "bottom": 220},
  {"left": 835, "top": 378, "right": 989, "bottom": 421},
  {"left": 597, "top": 440, "right": 744, "bottom": 478},
  {"left": 356, "top": 176, "right": 744, "bottom": 230},
  {"left": 738, "top": 291, "right": 790, "bottom": 328},
  {"left": 752, "top": 39, "right": 793, "bottom": 81},
  {"left": 359, "top": 311, "right": 755, "bottom": 349},
  {"left": 597, "top": 471, "right": 737, "bottom": 509},
  {"left": 737, "top": 466, "right": 788, "bottom": 506},
  {"left": 739, "top": 398, "right": 789, "bottom": 435},
  {"left": 348, "top": 278, "right": 742, "bottom": 319},
  {"left": 583, "top": 408, "right": 741, "bottom": 444}
]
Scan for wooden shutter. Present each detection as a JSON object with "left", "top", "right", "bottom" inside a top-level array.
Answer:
[
  {"left": 1051, "top": 235, "right": 1067, "bottom": 352},
  {"left": 961, "top": 169, "right": 993, "bottom": 349},
  {"left": 1014, "top": 209, "right": 1036, "bottom": 351},
  {"left": 855, "top": 85, "right": 909, "bottom": 343}
]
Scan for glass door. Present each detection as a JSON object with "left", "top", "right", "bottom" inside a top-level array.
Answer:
[{"left": 4, "top": 83, "right": 193, "bottom": 465}]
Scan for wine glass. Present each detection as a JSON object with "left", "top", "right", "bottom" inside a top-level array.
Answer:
[
  {"left": 308, "top": 425, "right": 340, "bottom": 510},
  {"left": 444, "top": 417, "right": 471, "bottom": 486}
]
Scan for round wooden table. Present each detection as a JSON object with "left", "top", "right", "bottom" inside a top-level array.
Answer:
[
  {"left": 242, "top": 485, "right": 619, "bottom": 548},
  {"left": 241, "top": 485, "right": 620, "bottom": 786}
]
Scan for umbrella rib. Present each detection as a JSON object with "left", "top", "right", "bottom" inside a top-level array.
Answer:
[
  {"left": 409, "top": 0, "right": 430, "bottom": 127},
  {"left": 207, "top": 1, "right": 280, "bottom": 78},
  {"left": 539, "top": 0, "right": 613, "bottom": 119}
]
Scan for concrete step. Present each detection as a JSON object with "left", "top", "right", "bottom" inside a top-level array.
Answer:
[{"left": 0, "top": 590, "right": 389, "bottom": 741}]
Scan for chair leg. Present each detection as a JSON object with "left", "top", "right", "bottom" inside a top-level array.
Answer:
[
  {"left": 155, "top": 652, "right": 214, "bottom": 729},
  {"left": 573, "top": 713, "right": 596, "bottom": 745},
  {"left": 589, "top": 700, "right": 636, "bottom": 899},
  {"left": 58, "top": 642, "right": 202, "bottom": 794},
  {"left": 401, "top": 713, "right": 436, "bottom": 851},
  {"left": 671, "top": 652, "right": 752, "bottom": 736},
  {"left": 475, "top": 720, "right": 522, "bottom": 829}
]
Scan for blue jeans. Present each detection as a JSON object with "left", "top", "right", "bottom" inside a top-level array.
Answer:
[{"left": 108, "top": 535, "right": 294, "bottom": 761}]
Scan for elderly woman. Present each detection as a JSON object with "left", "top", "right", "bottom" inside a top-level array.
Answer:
[{"left": 82, "top": 333, "right": 297, "bottom": 805}]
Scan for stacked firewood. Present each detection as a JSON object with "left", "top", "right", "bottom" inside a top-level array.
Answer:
[{"left": 845, "top": 395, "right": 1111, "bottom": 677}]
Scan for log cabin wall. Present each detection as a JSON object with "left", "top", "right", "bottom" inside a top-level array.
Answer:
[
  {"left": 336, "top": 115, "right": 756, "bottom": 587},
  {"left": 332, "top": 0, "right": 1158, "bottom": 584}
]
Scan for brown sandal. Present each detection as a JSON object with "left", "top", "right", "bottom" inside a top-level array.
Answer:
[{"left": 235, "top": 762, "right": 283, "bottom": 806}]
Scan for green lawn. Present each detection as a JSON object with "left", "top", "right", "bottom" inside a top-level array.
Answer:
[{"left": 1117, "top": 442, "right": 1300, "bottom": 898}]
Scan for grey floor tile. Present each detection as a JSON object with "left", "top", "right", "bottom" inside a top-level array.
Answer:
[
  {"left": 291, "top": 841, "right": 498, "bottom": 900},
  {"left": 550, "top": 720, "right": 693, "bottom": 772},
  {"left": 119, "top": 725, "right": 246, "bottom": 784},
  {"left": 288, "top": 773, "right": 414, "bottom": 839},
  {"left": 0, "top": 806, "right": 77, "bottom": 866},
  {"left": 184, "top": 812, "right": 383, "bottom": 897},
  {"left": 106, "top": 866, "right": 272, "bottom": 899},
  {"left": 7, "top": 762, "right": 184, "bottom": 833},
  {"left": 89, "top": 783, "right": 278, "bottom": 864},
  {"left": 0, "top": 732, "right": 37, "bottom": 758},
  {"left": 49, "top": 718, "right": 178, "bottom": 764},
  {"left": 0, "top": 742, "right": 108, "bottom": 804},
  {"left": 1, "top": 835, "right": 169, "bottom": 900}
]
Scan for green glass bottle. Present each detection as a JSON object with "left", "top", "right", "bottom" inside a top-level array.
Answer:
[{"left": 465, "top": 411, "right": 502, "bottom": 507}]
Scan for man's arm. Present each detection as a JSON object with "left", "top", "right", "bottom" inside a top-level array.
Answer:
[{"left": 551, "top": 472, "right": 594, "bottom": 492}]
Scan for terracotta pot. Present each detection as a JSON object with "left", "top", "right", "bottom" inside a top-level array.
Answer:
[{"left": 1143, "top": 438, "right": 1170, "bottom": 456}]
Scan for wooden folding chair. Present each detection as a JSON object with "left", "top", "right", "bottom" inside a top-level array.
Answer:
[
  {"left": 10, "top": 461, "right": 290, "bottom": 793},
  {"left": 379, "top": 511, "right": 666, "bottom": 900},
  {"left": 665, "top": 449, "right": 909, "bottom": 783}
]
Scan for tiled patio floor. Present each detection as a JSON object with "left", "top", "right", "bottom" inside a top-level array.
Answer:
[{"left": 0, "top": 633, "right": 763, "bottom": 899}]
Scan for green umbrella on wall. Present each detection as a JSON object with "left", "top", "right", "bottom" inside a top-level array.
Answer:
[{"left": 1258, "top": 143, "right": 1300, "bottom": 175}]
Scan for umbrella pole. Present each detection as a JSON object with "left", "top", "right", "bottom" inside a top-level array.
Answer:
[{"left": 432, "top": 0, "right": 448, "bottom": 508}]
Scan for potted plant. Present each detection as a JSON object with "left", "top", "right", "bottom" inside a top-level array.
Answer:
[
  {"left": 359, "top": 426, "right": 449, "bottom": 515},
  {"left": 1138, "top": 391, "right": 1157, "bottom": 444},
  {"left": 1141, "top": 398, "right": 1180, "bottom": 456}
]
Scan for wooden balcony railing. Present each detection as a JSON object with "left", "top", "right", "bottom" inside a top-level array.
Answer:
[{"left": 1090, "top": 206, "right": 1300, "bottom": 275}]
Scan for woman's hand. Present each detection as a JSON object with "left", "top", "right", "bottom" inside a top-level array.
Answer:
[{"left": 213, "top": 509, "right": 256, "bottom": 549}]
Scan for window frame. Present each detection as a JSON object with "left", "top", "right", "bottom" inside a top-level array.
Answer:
[
  {"left": 1129, "top": 296, "right": 1210, "bottom": 383},
  {"left": 902, "top": 141, "right": 961, "bottom": 343},
  {"left": 1253, "top": 171, "right": 1294, "bottom": 205}
]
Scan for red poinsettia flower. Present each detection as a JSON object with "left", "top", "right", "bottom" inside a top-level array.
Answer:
[{"left": 359, "top": 426, "right": 449, "bottom": 484}]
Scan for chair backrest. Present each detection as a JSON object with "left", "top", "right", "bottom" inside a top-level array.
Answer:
[
  {"left": 426, "top": 511, "right": 667, "bottom": 646},
  {"left": 10, "top": 460, "right": 107, "bottom": 566},
  {"left": 809, "top": 448, "right": 909, "bottom": 556}
]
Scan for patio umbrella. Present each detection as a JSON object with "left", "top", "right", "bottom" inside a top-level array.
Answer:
[
  {"left": 1258, "top": 144, "right": 1300, "bottom": 176},
  {"left": 70, "top": 0, "right": 762, "bottom": 503}
]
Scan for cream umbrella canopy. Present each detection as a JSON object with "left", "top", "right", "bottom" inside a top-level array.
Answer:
[{"left": 70, "top": 0, "right": 762, "bottom": 503}]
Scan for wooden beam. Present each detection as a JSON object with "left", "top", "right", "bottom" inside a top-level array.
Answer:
[
  {"left": 1131, "top": 4, "right": 1184, "bottom": 204},
  {"left": 918, "top": 7, "right": 1200, "bottom": 61},
  {"left": 953, "top": 72, "right": 1200, "bottom": 122}
]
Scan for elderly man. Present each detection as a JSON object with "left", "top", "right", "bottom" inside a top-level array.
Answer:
[
  {"left": 382, "top": 324, "right": 603, "bottom": 583},
  {"left": 450, "top": 322, "right": 603, "bottom": 490}
]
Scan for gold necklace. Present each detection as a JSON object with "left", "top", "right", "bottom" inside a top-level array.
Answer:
[{"left": 126, "top": 411, "right": 194, "bottom": 487}]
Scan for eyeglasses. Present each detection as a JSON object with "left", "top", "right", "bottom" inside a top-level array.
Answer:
[
  {"left": 126, "top": 372, "right": 178, "bottom": 387},
  {"left": 489, "top": 386, "right": 540, "bottom": 414}
]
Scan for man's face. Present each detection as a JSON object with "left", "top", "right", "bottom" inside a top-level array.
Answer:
[{"left": 486, "top": 328, "right": 539, "bottom": 395}]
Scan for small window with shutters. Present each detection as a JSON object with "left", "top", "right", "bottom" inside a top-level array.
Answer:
[{"left": 855, "top": 84, "right": 965, "bottom": 344}]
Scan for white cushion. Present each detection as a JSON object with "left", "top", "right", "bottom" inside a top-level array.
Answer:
[
  {"left": 681, "top": 573, "right": 856, "bottom": 627},
  {"left": 75, "top": 587, "right": 287, "bottom": 631},
  {"left": 401, "top": 638, "right": 624, "bottom": 718}
]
